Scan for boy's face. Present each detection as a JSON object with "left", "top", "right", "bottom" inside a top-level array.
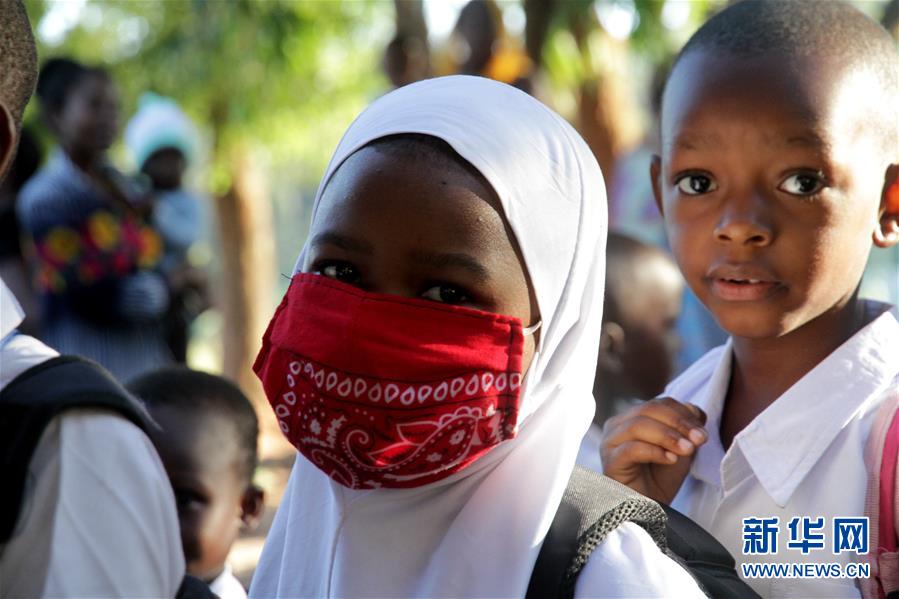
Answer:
[
  {"left": 653, "top": 50, "right": 897, "bottom": 340},
  {"left": 149, "top": 406, "right": 251, "bottom": 583}
]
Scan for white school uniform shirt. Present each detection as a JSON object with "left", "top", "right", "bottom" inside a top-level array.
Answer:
[
  {"left": 0, "top": 279, "right": 184, "bottom": 598},
  {"left": 209, "top": 564, "right": 247, "bottom": 599},
  {"left": 669, "top": 300, "right": 899, "bottom": 598},
  {"left": 577, "top": 422, "right": 605, "bottom": 473}
]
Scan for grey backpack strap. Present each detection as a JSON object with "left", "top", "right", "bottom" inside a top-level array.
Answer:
[{"left": 526, "top": 466, "right": 668, "bottom": 599}]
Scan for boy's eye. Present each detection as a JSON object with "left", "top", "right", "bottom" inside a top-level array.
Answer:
[
  {"left": 675, "top": 174, "right": 718, "bottom": 196},
  {"left": 778, "top": 173, "right": 824, "bottom": 196},
  {"left": 174, "top": 489, "right": 207, "bottom": 512},
  {"left": 421, "top": 285, "right": 470, "bottom": 305},
  {"left": 315, "top": 262, "right": 360, "bottom": 284}
]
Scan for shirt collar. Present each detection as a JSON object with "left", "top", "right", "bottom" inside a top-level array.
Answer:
[{"left": 735, "top": 301, "right": 899, "bottom": 507}]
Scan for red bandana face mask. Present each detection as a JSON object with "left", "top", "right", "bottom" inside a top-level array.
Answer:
[{"left": 254, "top": 273, "right": 532, "bottom": 489}]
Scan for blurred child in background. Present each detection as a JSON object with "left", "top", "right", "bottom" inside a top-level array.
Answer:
[
  {"left": 129, "top": 367, "right": 264, "bottom": 599},
  {"left": 577, "top": 231, "right": 683, "bottom": 473},
  {"left": 126, "top": 93, "right": 210, "bottom": 362}
]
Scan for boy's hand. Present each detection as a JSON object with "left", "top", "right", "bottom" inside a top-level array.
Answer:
[{"left": 601, "top": 397, "right": 707, "bottom": 504}]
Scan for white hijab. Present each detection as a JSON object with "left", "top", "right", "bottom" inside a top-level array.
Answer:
[{"left": 251, "top": 75, "right": 607, "bottom": 598}]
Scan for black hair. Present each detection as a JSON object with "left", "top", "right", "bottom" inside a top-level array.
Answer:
[
  {"left": 36, "top": 58, "right": 109, "bottom": 116},
  {"left": 0, "top": 0, "right": 37, "bottom": 127},
  {"left": 669, "top": 0, "right": 898, "bottom": 149},
  {"left": 128, "top": 367, "right": 259, "bottom": 483}
]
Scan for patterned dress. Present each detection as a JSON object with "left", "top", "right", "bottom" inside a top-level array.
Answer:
[{"left": 17, "top": 151, "right": 172, "bottom": 382}]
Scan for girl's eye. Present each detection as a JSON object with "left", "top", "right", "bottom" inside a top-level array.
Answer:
[
  {"left": 421, "top": 285, "right": 470, "bottom": 305},
  {"left": 315, "top": 262, "right": 360, "bottom": 284},
  {"left": 675, "top": 174, "right": 718, "bottom": 196},
  {"left": 778, "top": 173, "right": 824, "bottom": 196}
]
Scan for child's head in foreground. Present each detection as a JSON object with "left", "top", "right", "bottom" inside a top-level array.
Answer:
[
  {"left": 128, "top": 367, "right": 264, "bottom": 583},
  {"left": 254, "top": 76, "right": 607, "bottom": 496},
  {"left": 651, "top": 0, "right": 899, "bottom": 342},
  {"left": 0, "top": 0, "right": 37, "bottom": 178},
  {"left": 595, "top": 232, "right": 683, "bottom": 411}
]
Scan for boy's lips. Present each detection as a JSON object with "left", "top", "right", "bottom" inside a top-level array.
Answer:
[{"left": 706, "top": 264, "right": 782, "bottom": 301}]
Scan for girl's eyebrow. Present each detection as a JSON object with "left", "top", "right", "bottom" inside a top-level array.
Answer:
[
  {"left": 410, "top": 250, "right": 490, "bottom": 282},
  {"left": 310, "top": 232, "right": 373, "bottom": 254}
]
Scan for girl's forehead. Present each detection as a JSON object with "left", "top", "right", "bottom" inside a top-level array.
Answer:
[
  {"left": 318, "top": 143, "right": 506, "bottom": 229},
  {"left": 310, "top": 144, "right": 528, "bottom": 274}
]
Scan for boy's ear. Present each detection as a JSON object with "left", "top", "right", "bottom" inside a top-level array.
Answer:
[
  {"left": 597, "top": 321, "right": 626, "bottom": 374},
  {"left": 239, "top": 484, "right": 265, "bottom": 531},
  {"left": 650, "top": 155, "right": 664, "bottom": 216},
  {"left": 0, "top": 103, "right": 18, "bottom": 182},
  {"left": 874, "top": 163, "right": 899, "bottom": 249}
]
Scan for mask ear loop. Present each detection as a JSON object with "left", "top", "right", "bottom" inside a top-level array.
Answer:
[
  {"left": 515, "top": 320, "right": 543, "bottom": 432},
  {"left": 523, "top": 320, "right": 542, "bottom": 336}
]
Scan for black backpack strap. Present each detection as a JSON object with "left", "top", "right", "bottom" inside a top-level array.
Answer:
[
  {"left": 526, "top": 465, "right": 759, "bottom": 599},
  {"left": 0, "top": 355, "right": 152, "bottom": 543},
  {"left": 660, "top": 505, "right": 760, "bottom": 599},
  {"left": 526, "top": 466, "right": 669, "bottom": 599}
]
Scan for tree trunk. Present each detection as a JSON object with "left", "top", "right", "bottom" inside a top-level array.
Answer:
[
  {"left": 215, "top": 148, "right": 287, "bottom": 458},
  {"left": 570, "top": 24, "right": 642, "bottom": 190}
]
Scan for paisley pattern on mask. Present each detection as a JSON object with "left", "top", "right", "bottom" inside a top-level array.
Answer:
[{"left": 254, "top": 273, "right": 525, "bottom": 489}]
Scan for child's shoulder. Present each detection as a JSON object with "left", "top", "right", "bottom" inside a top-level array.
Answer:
[{"left": 663, "top": 342, "right": 730, "bottom": 403}]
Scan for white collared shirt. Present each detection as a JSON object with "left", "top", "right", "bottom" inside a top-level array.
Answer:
[
  {"left": 669, "top": 301, "right": 899, "bottom": 598},
  {"left": 1, "top": 280, "right": 184, "bottom": 597}
]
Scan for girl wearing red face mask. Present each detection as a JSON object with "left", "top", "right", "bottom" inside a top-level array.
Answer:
[{"left": 251, "top": 76, "right": 705, "bottom": 598}]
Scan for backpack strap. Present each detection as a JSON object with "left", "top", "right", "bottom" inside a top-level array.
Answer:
[
  {"left": 862, "top": 393, "right": 899, "bottom": 599},
  {"left": 0, "top": 355, "right": 152, "bottom": 543},
  {"left": 659, "top": 504, "right": 760, "bottom": 598},
  {"left": 527, "top": 466, "right": 759, "bottom": 599},
  {"left": 526, "top": 466, "right": 669, "bottom": 599}
]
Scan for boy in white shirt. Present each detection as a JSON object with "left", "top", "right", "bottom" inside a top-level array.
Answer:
[
  {"left": 128, "top": 367, "right": 265, "bottom": 599},
  {"left": 577, "top": 232, "right": 683, "bottom": 473},
  {"left": 0, "top": 4, "right": 185, "bottom": 597},
  {"left": 601, "top": 2, "right": 899, "bottom": 597}
]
